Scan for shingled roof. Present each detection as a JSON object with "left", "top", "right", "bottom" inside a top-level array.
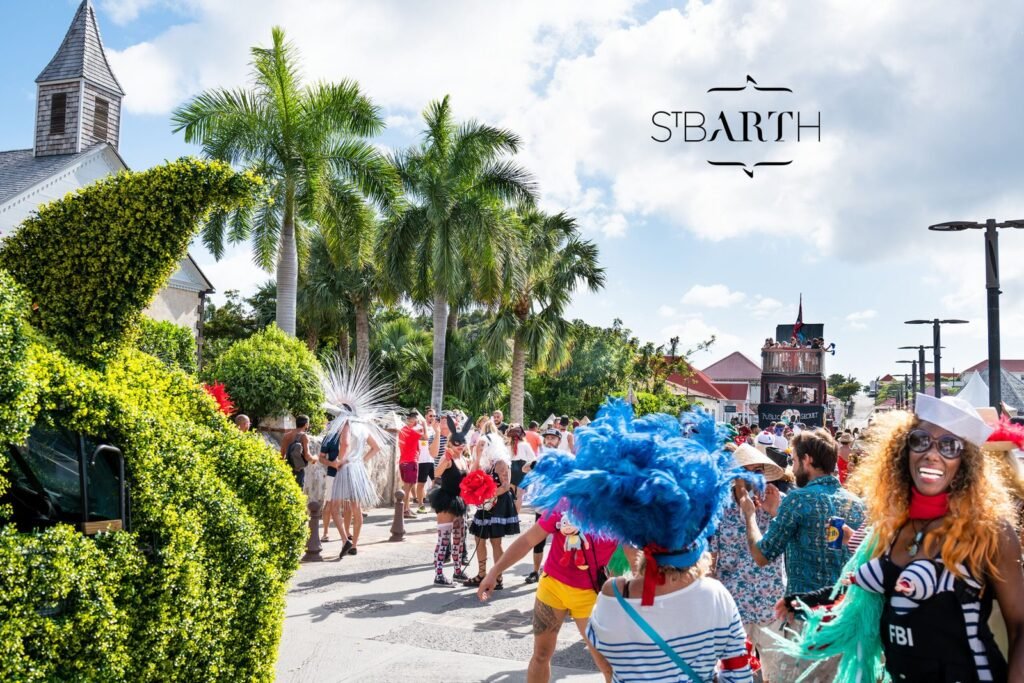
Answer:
[
  {"left": 36, "top": 0, "right": 124, "bottom": 95},
  {"left": 0, "top": 148, "right": 90, "bottom": 205}
]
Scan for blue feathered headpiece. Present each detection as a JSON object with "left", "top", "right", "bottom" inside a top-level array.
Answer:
[{"left": 523, "top": 398, "right": 760, "bottom": 605}]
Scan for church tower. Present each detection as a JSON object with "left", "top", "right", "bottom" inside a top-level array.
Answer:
[{"left": 33, "top": 0, "right": 125, "bottom": 157}]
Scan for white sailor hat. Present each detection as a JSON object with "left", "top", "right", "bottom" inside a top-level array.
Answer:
[{"left": 914, "top": 393, "right": 994, "bottom": 447}]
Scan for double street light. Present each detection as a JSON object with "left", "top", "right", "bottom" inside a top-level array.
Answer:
[
  {"left": 929, "top": 218, "right": 1024, "bottom": 411},
  {"left": 898, "top": 345, "right": 937, "bottom": 396},
  {"left": 904, "top": 319, "right": 969, "bottom": 398},
  {"left": 895, "top": 360, "right": 920, "bottom": 407}
]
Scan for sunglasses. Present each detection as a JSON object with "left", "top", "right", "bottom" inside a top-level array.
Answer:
[{"left": 907, "top": 429, "right": 964, "bottom": 460}]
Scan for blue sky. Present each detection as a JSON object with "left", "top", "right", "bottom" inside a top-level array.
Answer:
[{"left": 4, "top": 0, "right": 1024, "bottom": 384}]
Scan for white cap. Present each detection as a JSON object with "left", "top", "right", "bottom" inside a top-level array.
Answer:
[{"left": 914, "top": 393, "right": 994, "bottom": 447}]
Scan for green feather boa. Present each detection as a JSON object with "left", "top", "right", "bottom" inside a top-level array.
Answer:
[{"left": 767, "top": 531, "right": 890, "bottom": 683}]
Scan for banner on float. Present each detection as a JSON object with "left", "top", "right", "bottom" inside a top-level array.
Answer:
[{"left": 758, "top": 404, "right": 826, "bottom": 428}]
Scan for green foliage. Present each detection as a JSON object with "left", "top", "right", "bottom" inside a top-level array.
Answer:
[
  {"left": 135, "top": 317, "right": 197, "bottom": 374},
  {"left": 201, "top": 290, "right": 263, "bottom": 366},
  {"left": 0, "top": 343, "right": 306, "bottom": 681},
  {"left": 832, "top": 381, "right": 862, "bottom": 402},
  {"left": 0, "top": 158, "right": 260, "bottom": 365},
  {"left": 204, "top": 324, "right": 325, "bottom": 431},
  {"left": 0, "top": 271, "right": 36, "bottom": 448}
]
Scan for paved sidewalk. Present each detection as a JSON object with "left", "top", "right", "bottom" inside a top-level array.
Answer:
[{"left": 276, "top": 507, "right": 604, "bottom": 683}]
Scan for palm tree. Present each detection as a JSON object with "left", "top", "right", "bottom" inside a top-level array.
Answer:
[
  {"left": 483, "top": 209, "right": 605, "bottom": 423},
  {"left": 303, "top": 231, "right": 355, "bottom": 357},
  {"left": 380, "top": 96, "right": 537, "bottom": 411},
  {"left": 171, "top": 27, "right": 395, "bottom": 336}
]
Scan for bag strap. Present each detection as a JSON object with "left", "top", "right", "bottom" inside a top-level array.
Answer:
[{"left": 611, "top": 580, "right": 704, "bottom": 682}]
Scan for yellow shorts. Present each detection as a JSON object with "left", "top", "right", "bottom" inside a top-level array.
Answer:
[{"left": 535, "top": 574, "right": 598, "bottom": 619}]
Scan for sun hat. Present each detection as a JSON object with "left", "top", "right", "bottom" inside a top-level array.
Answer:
[
  {"left": 914, "top": 393, "right": 994, "bottom": 447},
  {"left": 755, "top": 431, "right": 775, "bottom": 454},
  {"left": 732, "top": 443, "right": 785, "bottom": 482},
  {"left": 838, "top": 432, "right": 854, "bottom": 445}
]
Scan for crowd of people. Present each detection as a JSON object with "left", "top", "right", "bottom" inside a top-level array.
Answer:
[{"left": 279, "top": 369, "right": 1024, "bottom": 682}]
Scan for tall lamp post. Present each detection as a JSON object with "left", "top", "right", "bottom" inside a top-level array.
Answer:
[
  {"left": 896, "top": 360, "right": 918, "bottom": 407},
  {"left": 905, "top": 319, "right": 969, "bottom": 397},
  {"left": 928, "top": 218, "right": 1024, "bottom": 411},
  {"left": 898, "top": 345, "right": 938, "bottom": 396}
]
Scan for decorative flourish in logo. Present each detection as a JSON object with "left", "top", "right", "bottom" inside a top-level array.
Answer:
[
  {"left": 706, "top": 160, "right": 793, "bottom": 179},
  {"left": 650, "top": 75, "right": 820, "bottom": 178},
  {"left": 707, "top": 76, "right": 793, "bottom": 94}
]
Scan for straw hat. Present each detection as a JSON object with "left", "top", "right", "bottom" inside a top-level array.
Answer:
[
  {"left": 732, "top": 443, "right": 785, "bottom": 482},
  {"left": 838, "top": 432, "right": 854, "bottom": 445}
]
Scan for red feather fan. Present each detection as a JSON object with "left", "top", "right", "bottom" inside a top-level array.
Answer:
[
  {"left": 202, "top": 382, "right": 235, "bottom": 416},
  {"left": 985, "top": 416, "right": 1024, "bottom": 450},
  {"left": 460, "top": 469, "right": 497, "bottom": 505}
]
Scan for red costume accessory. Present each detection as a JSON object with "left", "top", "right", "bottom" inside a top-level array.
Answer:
[
  {"left": 640, "top": 544, "right": 668, "bottom": 607},
  {"left": 460, "top": 469, "right": 497, "bottom": 505},
  {"left": 985, "top": 416, "right": 1024, "bottom": 449},
  {"left": 908, "top": 487, "right": 949, "bottom": 520}
]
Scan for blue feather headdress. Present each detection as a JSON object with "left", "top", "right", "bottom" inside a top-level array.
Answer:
[{"left": 523, "top": 398, "right": 760, "bottom": 605}]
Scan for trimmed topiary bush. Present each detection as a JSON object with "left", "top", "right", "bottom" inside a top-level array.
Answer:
[
  {"left": 0, "top": 159, "right": 304, "bottom": 681},
  {"left": 204, "top": 324, "right": 326, "bottom": 431},
  {"left": 135, "top": 317, "right": 197, "bottom": 374},
  {"left": 0, "top": 158, "right": 259, "bottom": 365}
]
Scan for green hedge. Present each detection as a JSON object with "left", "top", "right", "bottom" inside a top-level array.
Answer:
[
  {"left": 0, "top": 158, "right": 259, "bottom": 365},
  {"left": 204, "top": 324, "right": 325, "bottom": 431},
  {"left": 0, "top": 159, "right": 304, "bottom": 681},
  {"left": 135, "top": 317, "right": 197, "bottom": 374}
]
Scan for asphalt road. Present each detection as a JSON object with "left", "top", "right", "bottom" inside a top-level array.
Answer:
[{"left": 276, "top": 507, "right": 603, "bottom": 682}]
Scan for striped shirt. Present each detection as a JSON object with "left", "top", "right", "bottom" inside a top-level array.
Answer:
[
  {"left": 587, "top": 577, "right": 752, "bottom": 682},
  {"left": 432, "top": 434, "right": 447, "bottom": 467}
]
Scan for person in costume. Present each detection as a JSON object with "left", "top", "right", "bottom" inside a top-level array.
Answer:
[
  {"left": 508, "top": 424, "right": 536, "bottom": 513},
  {"left": 518, "top": 426, "right": 565, "bottom": 584},
  {"left": 464, "top": 420, "right": 520, "bottom": 588},
  {"left": 712, "top": 443, "right": 788, "bottom": 682},
  {"left": 489, "top": 399, "right": 755, "bottom": 682},
  {"left": 428, "top": 415, "right": 473, "bottom": 586},
  {"left": 321, "top": 358, "right": 396, "bottom": 559},
  {"left": 777, "top": 394, "right": 1024, "bottom": 683},
  {"left": 477, "top": 505, "right": 618, "bottom": 682}
]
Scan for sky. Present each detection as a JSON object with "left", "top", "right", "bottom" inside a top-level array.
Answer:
[{"left": 3, "top": 0, "right": 1024, "bottom": 384}]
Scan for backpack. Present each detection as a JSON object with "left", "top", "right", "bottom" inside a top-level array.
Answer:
[{"left": 286, "top": 437, "right": 307, "bottom": 473}]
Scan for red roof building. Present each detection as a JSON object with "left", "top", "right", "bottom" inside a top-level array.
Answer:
[
  {"left": 961, "top": 359, "right": 1024, "bottom": 375},
  {"left": 702, "top": 351, "right": 761, "bottom": 382}
]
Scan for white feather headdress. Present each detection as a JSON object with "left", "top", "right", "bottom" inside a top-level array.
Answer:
[{"left": 321, "top": 356, "right": 399, "bottom": 448}]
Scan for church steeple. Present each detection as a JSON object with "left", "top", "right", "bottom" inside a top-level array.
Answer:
[{"left": 34, "top": 0, "right": 124, "bottom": 157}]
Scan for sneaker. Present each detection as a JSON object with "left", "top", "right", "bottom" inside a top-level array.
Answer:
[
  {"left": 403, "top": 510, "right": 417, "bottom": 519},
  {"left": 339, "top": 539, "right": 353, "bottom": 558},
  {"left": 525, "top": 571, "right": 540, "bottom": 584},
  {"left": 452, "top": 569, "right": 469, "bottom": 582},
  {"left": 417, "top": 505, "right": 427, "bottom": 514},
  {"left": 433, "top": 575, "right": 454, "bottom": 587}
]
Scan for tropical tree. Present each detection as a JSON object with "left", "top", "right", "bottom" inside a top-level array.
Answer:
[
  {"left": 171, "top": 27, "right": 395, "bottom": 335},
  {"left": 380, "top": 96, "right": 537, "bottom": 411},
  {"left": 483, "top": 210, "right": 604, "bottom": 423}
]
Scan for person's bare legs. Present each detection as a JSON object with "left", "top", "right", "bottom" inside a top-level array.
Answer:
[
  {"left": 476, "top": 536, "right": 488, "bottom": 578},
  {"left": 342, "top": 500, "right": 353, "bottom": 542},
  {"left": 321, "top": 500, "right": 332, "bottom": 539},
  {"left": 489, "top": 537, "right": 505, "bottom": 580},
  {"left": 574, "top": 617, "right": 612, "bottom": 681},
  {"left": 401, "top": 481, "right": 414, "bottom": 514},
  {"left": 528, "top": 599, "right": 565, "bottom": 683},
  {"left": 532, "top": 550, "right": 543, "bottom": 574},
  {"left": 349, "top": 500, "right": 363, "bottom": 547},
  {"left": 415, "top": 481, "right": 427, "bottom": 507}
]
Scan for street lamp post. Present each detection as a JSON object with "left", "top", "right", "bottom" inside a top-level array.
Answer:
[
  {"left": 899, "top": 345, "right": 939, "bottom": 396},
  {"left": 905, "top": 320, "right": 969, "bottom": 397},
  {"left": 929, "top": 218, "right": 1024, "bottom": 411},
  {"left": 896, "top": 360, "right": 917, "bottom": 407}
]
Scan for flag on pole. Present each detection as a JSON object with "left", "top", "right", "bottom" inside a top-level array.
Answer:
[{"left": 792, "top": 294, "right": 805, "bottom": 343}]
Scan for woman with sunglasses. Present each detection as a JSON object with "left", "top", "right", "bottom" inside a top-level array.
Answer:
[{"left": 778, "top": 394, "right": 1024, "bottom": 683}]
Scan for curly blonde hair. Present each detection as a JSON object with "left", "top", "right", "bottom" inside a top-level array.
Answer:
[{"left": 847, "top": 410, "right": 1013, "bottom": 581}]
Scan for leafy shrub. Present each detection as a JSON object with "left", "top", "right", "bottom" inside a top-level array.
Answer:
[
  {"left": 135, "top": 317, "right": 197, "bottom": 374},
  {"left": 204, "top": 324, "right": 325, "bottom": 431},
  {"left": 0, "top": 159, "right": 303, "bottom": 681},
  {"left": 0, "top": 158, "right": 259, "bottom": 365}
]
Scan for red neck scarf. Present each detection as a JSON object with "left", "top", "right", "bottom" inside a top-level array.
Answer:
[
  {"left": 908, "top": 487, "right": 949, "bottom": 520},
  {"left": 641, "top": 544, "right": 668, "bottom": 606}
]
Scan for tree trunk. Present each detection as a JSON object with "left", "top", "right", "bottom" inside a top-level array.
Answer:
[
  {"left": 275, "top": 189, "right": 298, "bottom": 336},
  {"left": 338, "top": 328, "right": 350, "bottom": 363},
  {"left": 305, "top": 327, "right": 318, "bottom": 352},
  {"left": 447, "top": 305, "right": 459, "bottom": 333},
  {"left": 431, "top": 292, "right": 449, "bottom": 411},
  {"left": 510, "top": 331, "right": 527, "bottom": 424},
  {"left": 355, "top": 299, "right": 370, "bottom": 370}
]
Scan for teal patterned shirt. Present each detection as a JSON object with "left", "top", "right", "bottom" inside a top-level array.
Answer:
[{"left": 756, "top": 475, "right": 865, "bottom": 594}]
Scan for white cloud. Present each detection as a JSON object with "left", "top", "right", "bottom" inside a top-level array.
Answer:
[
  {"left": 845, "top": 309, "right": 877, "bottom": 329},
  {"left": 748, "top": 295, "right": 783, "bottom": 319},
  {"left": 657, "top": 305, "right": 677, "bottom": 318},
  {"left": 660, "top": 317, "right": 739, "bottom": 352},
  {"left": 681, "top": 284, "right": 746, "bottom": 308},
  {"left": 600, "top": 213, "right": 629, "bottom": 238},
  {"left": 191, "top": 245, "right": 272, "bottom": 306}
]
